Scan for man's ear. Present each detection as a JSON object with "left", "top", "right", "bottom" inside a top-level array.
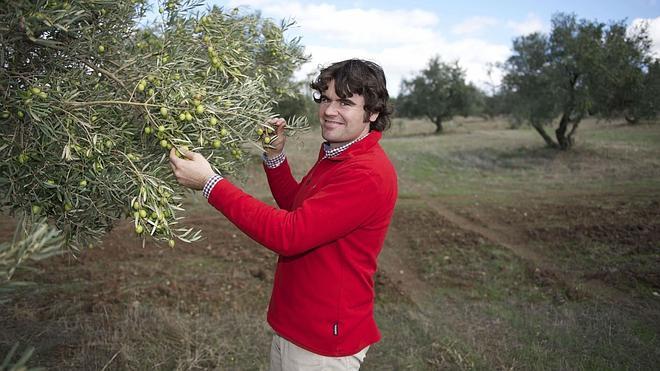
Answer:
[{"left": 368, "top": 112, "right": 379, "bottom": 123}]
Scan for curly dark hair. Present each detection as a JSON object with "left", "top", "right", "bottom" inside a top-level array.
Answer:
[{"left": 310, "top": 59, "right": 392, "bottom": 132}]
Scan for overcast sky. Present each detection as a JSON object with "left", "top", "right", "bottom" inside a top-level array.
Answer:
[{"left": 201, "top": 0, "right": 660, "bottom": 96}]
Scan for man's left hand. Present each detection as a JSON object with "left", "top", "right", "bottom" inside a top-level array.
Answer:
[{"left": 169, "top": 147, "right": 216, "bottom": 190}]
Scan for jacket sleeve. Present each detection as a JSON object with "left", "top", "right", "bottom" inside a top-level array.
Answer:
[
  {"left": 208, "top": 168, "right": 379, "bottom": 257},
  {"left": 263, "top": 158, "right": 300, "bottom": 211}
]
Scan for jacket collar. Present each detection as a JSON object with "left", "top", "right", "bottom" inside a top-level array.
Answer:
[{"left": 317, "top": 131, "right": 382, "bottom": 162}]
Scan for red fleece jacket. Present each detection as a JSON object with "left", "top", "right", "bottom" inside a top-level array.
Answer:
[{"left": 207, "top": 131, "right": 398, "bottom": 356}]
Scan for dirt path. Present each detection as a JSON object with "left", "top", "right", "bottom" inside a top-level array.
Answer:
[
  {"left": 378, "top": 225, "right": 435, "bottom": 312},
  {"left": 377, "top": 196, "right": 627, "bottom": 311},
  {"left": 432, "top": 198, "right": 631, "bottom": 298},
  {"left": 420, "top": 198, "right": 551, "bottom": 269}
]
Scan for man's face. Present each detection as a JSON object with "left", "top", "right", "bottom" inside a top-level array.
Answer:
[{"left": 318, "top": 80, "right": 379, "bottom": 149}]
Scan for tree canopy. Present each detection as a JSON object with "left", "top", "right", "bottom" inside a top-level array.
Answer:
[
  {"left": 397, "top": 57, "right": 476, "bottom": 133},
  {"left": 501, "top": 13, "right": 658, "bottom": 149},
  {"left": 0, "top": 0, "right": 308, "bottom": 285}
]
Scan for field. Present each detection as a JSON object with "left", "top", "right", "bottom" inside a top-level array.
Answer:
[{"left": 2, "top": 117, "right": 660, "bottom": 370}]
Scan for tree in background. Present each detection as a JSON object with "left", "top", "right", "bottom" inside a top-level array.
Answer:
[
  {"left": 633, "top": 60, "right": 660, "bottom": 121},
  {"left": 591, "top": 21, "right": 659, "bottom": 124},
  {"left": 397, "top": 57, "right": 475, "bottom": 134},
  {"left": 501, "top": 13, "right": 658, "bottom": 150},
  {"left": 500, "top": 32, "right": 559, "bottom": 140},
  {"left": 0, "top": 0, "right": 308, "bottom": 286}
]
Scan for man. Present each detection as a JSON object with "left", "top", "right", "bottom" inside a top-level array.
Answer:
[{"left": 170, "top": 59, "right": 397, "bottom": 370}]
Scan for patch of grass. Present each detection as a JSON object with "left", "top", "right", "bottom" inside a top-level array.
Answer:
[
  {"left": 105, "top": 304, "right": 271, "bottom": 370},
  {"left": 382, "top": 121, "right": 660, "bottom": 204},
  {"left": 483, "top": 301, "right": 660, "bottom": 370},
  {"left": 366, "top": 302, "right": 479, "bottom": 370},
  {"left": 585, "top": 123, "right": 660, "bottom": 147},
  {"left": 3, "top": 117, "right": 660, "bottom": 370}
]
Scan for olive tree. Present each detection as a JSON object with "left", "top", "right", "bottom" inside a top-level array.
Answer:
[
  {"left": 0, "top": 0, "right": 308, "bottom": 285},
  {"left": 397, "top": 57, "right": 474, "bottom": 134},
  {"left": 593, "top": 21, "right": 659, "bottom": 124},
  {"left": 501, "top": 13, "right": 657, "bottom": 150}
]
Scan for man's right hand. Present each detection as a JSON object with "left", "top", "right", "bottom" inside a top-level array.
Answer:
[{"left": 265, "top": 117, "right": 286, "bottom": 159}]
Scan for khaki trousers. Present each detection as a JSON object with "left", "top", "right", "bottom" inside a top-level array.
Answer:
[{"left": 268, "top": 334, "right": 369, "bottom": 371}]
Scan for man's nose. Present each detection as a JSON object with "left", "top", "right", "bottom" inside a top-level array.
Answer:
[{"left": 323, "top": 101, "right": 340, "bottom": 116}]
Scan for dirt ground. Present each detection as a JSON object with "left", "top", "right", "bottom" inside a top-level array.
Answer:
[{"left": 2, "top": 119, "right": 660, "bottom": 370}]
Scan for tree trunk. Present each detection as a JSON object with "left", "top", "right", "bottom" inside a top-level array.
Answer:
[
  {"left": 555, "top": 113, "right": 573, "bottom": 150},
  {"left": 433, "top": 117, "right": 444, "bottom": 134},
  {"left": 566, "top": 120, "right": 580, "bottom": 145},
  {"left": 555, "top": 74, "right": 580, "bottom": 150},
  {"left": 625, "top": 114, "right": 638, "bottom": 124},
  {"left": 531, "top": 122, "right": 558, "bottom": 148}
]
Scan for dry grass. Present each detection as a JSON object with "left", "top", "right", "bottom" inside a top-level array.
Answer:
[{"left": 2, "top": 117, "right": 660, "bottom": 370}]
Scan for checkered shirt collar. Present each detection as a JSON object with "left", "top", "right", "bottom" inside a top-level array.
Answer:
[{"left": 323, "top": 132, "right": 370, "bottom": 159}]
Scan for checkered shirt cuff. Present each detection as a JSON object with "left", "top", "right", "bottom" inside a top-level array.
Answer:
[
  {"left": 203, "top": 174, "right": 223, "bottom": 199},
  {"left": 263, "top": 151, "right": 286, "bottom": 169}
]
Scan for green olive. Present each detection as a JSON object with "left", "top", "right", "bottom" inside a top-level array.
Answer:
[
  {"left": 18, "top": 153, "right": 29, "bottom": 164},
  {"left": 32, "top": 204, "right": 42, "bottom": 215}
]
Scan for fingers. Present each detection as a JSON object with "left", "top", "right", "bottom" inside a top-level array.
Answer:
[
  {"left": 267, "top": 117, "right": 286, "bottom": 133},
  {"left": 169, "top": 147, "right": 196, "bottom": 162},
  {"left": 169, "top": 148, "right": 180, "bottom": 167},
  {"left": 276, "top": 120, "right": 286, "bottom": 136},
  {"left": 179, "top": 147, "right": 195, "bottom": 160}
]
